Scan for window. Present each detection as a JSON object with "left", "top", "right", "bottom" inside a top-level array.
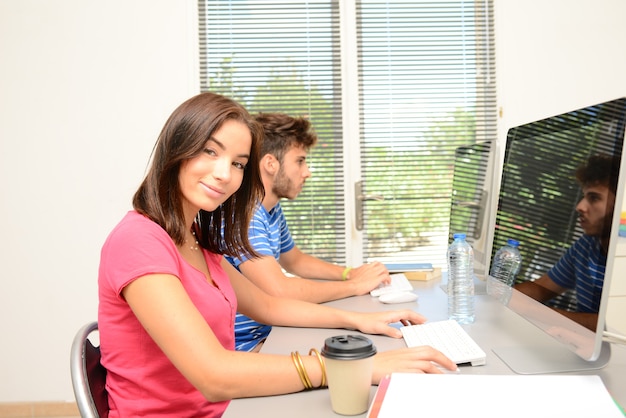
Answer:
[{"left": 198, "top": 0, "right": 496, "bottom": 268}]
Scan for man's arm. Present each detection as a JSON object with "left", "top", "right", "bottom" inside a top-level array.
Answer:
[
  {"left": 238, "top": 247, "right": 390, "bottom": 303},
  {"left": 552, "top": 309, "right": 599, "bottom": 331},
  {"left": 279, "top": 246, "right": 344, "bottom": 280},
  {"left": 279, "top": 246, "right": 391, "bottom": 283},
  {"left": 514, "top": 273, "right": 565, "bottom": 303},
  {"left": 514, "top": 274, "right": 598, "bottom": 330}
]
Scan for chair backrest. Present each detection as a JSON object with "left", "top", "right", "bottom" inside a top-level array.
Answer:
[{"left": 70, "top": 321, "right": 109, "bottom": 418}]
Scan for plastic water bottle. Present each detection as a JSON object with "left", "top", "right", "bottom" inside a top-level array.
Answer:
[
  {"left": 487, "top": 239, "right": 522, "bottom": 304},
  {"left": 447, "top": 233, "right": 475, "bottom": 324}
]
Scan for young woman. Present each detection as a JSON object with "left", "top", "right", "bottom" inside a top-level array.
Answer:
[{"left": 98, "top": 92, "right": 456, "bottom": 417}]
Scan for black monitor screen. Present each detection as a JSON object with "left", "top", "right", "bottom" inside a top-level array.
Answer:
[{"left": 491, "top": 97, "right": 626, "bottom": 372}]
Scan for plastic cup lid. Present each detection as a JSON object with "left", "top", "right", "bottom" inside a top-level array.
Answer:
[{"left": 320, "top": 335, "right": 377, "bottom": 360}]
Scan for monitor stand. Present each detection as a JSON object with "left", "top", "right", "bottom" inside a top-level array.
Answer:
[{"left": 493, "top": 342, "right": 611, "bottom": 375}]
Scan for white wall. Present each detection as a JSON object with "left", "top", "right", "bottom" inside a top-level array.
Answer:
[
  {"left": 493, "top": 0, "right": 626, "bottom": 212},
  {"left": 1, "top": 0, "right": 625, "bottom": 404},
  {"left": 493, "top": 0, "right": 626, "bottom": 207},
  {"left": 0, "top": 0, "right": 198, "bottom": 402},
  {"left": 495, "top": 0, "right": 626, "bottom": 131}
]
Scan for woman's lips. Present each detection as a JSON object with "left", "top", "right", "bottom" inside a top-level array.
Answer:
[{"left": 201, "top": 182, "right": 224, "bottom": 198}]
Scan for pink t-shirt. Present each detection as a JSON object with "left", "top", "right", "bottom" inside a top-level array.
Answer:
[{"left": 98, "top": 211, "right": 237, "bottom": 417}]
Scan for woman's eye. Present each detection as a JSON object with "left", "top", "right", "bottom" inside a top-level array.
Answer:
[
  {"left": 203, "top": 148, "right": 217, "bottom": 156},
  {"left": 233, "top": 161, "right": 246, "bottom": 170}
]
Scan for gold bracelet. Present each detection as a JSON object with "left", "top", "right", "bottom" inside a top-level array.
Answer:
[
  {"left": 309, "top": 348, "right": 327, "bottom": 388},
  {"left": 342, "top": 267, "right": 352, "bottom": 280},
  {"left": 291, "top": 352, "right": 309, "bottom": 389},
  {"left": 295, "top": 351, "right": 313, "bottom": 389},
  {"left": 291, "top": 351, "right": 313, "bottom": 390}
]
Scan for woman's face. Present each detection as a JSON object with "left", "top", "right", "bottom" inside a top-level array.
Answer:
[{"left": 179, "top": 119, "right": 252, "bottom": 221}]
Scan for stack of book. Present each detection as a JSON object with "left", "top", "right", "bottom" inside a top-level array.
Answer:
[{"left": 383, "top": 263, "right": 442, "bottom": 281}]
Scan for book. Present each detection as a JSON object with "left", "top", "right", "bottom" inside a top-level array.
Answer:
[
  {"left": 384, "top": 262, "right": 435, "bottom": 274},
  {"left": 383, "top": 263, "right": 440, "bottom": 281},
  {"left": 367, "top": 373, "right": 624, "bottom": 418},
  {"left": 403, "top": 268, "right": 442, "bottom": 281}
]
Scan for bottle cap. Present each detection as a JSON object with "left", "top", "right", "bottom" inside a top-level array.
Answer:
[
  {"left": 506, "top": 239, "right": 520, "bottom": 247},
  {"left": 453, "top": 233, "right": 467, "bottom": 240}
]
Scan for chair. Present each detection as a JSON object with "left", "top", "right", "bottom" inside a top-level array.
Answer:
[{"left": 70, "top": 321, "right": 109, "bottom": 418}]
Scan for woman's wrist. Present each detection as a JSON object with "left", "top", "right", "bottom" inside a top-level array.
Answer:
[{"left": 291, "top": 350, "right": 328, "bottom": 390}]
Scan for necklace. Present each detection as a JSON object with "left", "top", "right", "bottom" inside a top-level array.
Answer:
[{"left": 187, "top": 230, "right": 199, "bottom": 251}]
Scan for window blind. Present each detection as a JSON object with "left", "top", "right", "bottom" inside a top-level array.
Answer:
[
  {"left": 198, "top": 0, "right": 496, "bottom": 267},
  {"left": 356, "top": 1, "right": 496, "bottom": 267},
  {"left": 199, "top": 1, "right": 346, "bottom": 261}
]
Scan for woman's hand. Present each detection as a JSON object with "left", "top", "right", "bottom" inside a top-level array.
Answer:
[
  {"left": 371, "top": 346, "right": 458, "bottom": 383},
  {"left": 352, "top": 309, "right": 428, "bottom": 339}
]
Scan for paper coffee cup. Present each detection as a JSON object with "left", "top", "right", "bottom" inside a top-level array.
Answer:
[{"left": 321, "top": 335, "right": 377, "bottom": 415}]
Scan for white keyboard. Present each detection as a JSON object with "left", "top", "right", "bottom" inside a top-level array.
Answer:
[
  {"left": 370, "top": 273, "right": 413, "bottom": 297},
  {"left": 401, "top": 319, "right": 486, "bottom": 366}
]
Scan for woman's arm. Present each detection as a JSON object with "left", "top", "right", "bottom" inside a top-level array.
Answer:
[
  {"left": 228, "top": 259, "right": 457, "bottom": 373},
  {"left": 122, "top": 263, "right": 456, "bottom": 403},
  {"left": 228, "top": 259, "right": 423, "bottom": 338},
  {"left": 123, "top": 272, "right": 328, "bottom": 401}
]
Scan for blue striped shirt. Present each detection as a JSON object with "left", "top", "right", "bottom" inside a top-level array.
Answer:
[
  {"left": 225, "top": 203, "right": 295, "bottom": 351},
  {"left": 547, "top": 234, "right": 606, "bottom": 313}
]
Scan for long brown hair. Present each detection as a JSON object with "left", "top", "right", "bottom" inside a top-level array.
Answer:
[{"left": 133, "top": 92, "right": 264, "bottom": 258}]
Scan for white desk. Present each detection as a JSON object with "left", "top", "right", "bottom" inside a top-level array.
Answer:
[{"left": 224, "top": 278, "right": 626, "bottom": 418}]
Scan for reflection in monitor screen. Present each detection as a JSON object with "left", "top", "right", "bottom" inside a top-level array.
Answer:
[
  {"left": 449, "top": 142, "right": 494, "bottom": 271},
  {"left": 490, "top": 97, "right": 626, "bottom": 374}
]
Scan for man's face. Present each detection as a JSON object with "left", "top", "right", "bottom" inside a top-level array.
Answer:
[
  {"left": 271, "top": 145, "right": 312, "bottom": 200},
  {"left": 576, "top": 183, "right": 616, "bottom": 238}
]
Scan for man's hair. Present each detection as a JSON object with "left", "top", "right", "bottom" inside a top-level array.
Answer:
[
  {"left": 575, "top": 153, "right": 620, "bottom": 194},
  {"left": 254, "top": 112, "right": 318, "bottom": 162}
]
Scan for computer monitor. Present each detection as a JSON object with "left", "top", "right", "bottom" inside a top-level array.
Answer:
[
  {"left": 448, "top": 142, "right": 495, "bottom": 274},
  {"left": 488, "top": 97, "right": 626, "bottom": 374}
]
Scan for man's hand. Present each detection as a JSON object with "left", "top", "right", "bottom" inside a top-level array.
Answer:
[{"left": 347, "top": 261, "right": 391, "bottom": 295}]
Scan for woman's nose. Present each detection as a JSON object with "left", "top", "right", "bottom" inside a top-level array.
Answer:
[{"left": 213, "top": 159, "right": 232, "bottom": 181}]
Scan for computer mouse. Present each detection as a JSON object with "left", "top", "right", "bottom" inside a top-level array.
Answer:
[{"left": 378, "top": 291, "right": 419, "bottom": 304}]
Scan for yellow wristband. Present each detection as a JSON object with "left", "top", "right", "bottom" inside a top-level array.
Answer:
[{"left": 342, "top": 267, "right": 352, "bottom": 281}]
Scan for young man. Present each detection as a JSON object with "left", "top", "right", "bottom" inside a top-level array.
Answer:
[
  {"left": 226, "top": 112, "right": 392, "bottom": 351},
  {"left": 515, "top": 154, "right": 619, "bottom": 330}
]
